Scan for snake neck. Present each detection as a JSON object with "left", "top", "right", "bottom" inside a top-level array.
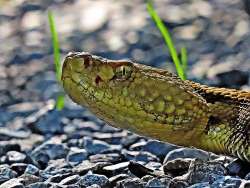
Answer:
[{"left": 188, "top": 81, "right": 250, "bottom": 160}]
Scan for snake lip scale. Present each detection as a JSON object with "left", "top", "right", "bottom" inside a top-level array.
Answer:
[{"left": 62, "top": 51, "right": 250, "bottom": 162}]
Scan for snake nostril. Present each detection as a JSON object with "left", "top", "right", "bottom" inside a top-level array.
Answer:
[
  {"left": 95, "top": 75, "right": 102, "bottom": 85},
  {"left": 83, "top": 55, "right": 92, "bottom": 69}
]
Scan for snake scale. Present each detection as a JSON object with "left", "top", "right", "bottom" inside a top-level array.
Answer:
[{"left": 61, "top": 52, "right": 250, "bottom": 162}]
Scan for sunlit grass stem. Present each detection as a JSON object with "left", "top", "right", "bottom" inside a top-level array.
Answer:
[
  {"left": 48, "top": 10, "right": 64, "bottom": 110},
  {"left": 147, "top": 0, "right": 187, "bottom": 80}
]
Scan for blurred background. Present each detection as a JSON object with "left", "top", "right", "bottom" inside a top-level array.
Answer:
[
  {"left": 0, "top": 0, "right": 250, "bottom": 186},
  {"left": 1, "top": 0, "right": 250, "bottom": 107},
  {"left": 0, "top": 0, "right": 250, "bottom": 126}
]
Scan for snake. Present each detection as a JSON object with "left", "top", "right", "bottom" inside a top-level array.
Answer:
[{"left": 61, "top": 52, "right": 250, "bottom": 162}]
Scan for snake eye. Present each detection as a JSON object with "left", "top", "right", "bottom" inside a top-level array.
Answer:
[{"left": 115, "top": 65, "right": 132, "bottom": 79}]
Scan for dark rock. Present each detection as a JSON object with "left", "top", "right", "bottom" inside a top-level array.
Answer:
[
  {"left": 245, "top": 172, "right": 250, "bottom": 180},
  {"left": 0, "top": 164, "right": 17, "bottom": 184},
  {"left": 128, "top": 161, "right": 154, "bottom": 178},
  {"left": 163, "top": 158, "right": 194, "bottom": 176},
  {"left": 24, "top": 164, "right": 39, "bottom": 175},
  {"left": 241, "top": 181, "right": 250, "bottom": 188},
  {"left": 66, "top": 147, "right": 88, "bottom": 166},
  {"left": 134, "top": 151, "right": 160, "bottom": 163},
  {"left": 169, "top": 179, "right": 188, "bottom": 188},
  {"left": 63, "top": 108, "right": 88, "bottom": 120},
  {"left": 243, "top": 0, "right": 250, "bottom": 15},
  {"left": 164, "top": 148, "right": 218, "bottom": 163},
  {"left": 102, "top": 162, "right": 129, "bottom": 176},
  {"left": 216, "top": 70, "right": 249, "bottom": 88},
  {"left": 82, "top": 137, "right": 111, "bottom": 155},
  {"left": 31, "top": 141, "right": 69, "bottom": 164},
  {"left": 73, "top": 160, "right": 110, "bottom": 175},
  {"left": 10, "top": 163, "right": 28, "bottom": 175},
  {"left": 67, "top": 139, "right": 81, "bottom": 148},
  {"left": 19, "top": 173, "right": 41, "bottom": 186},
  {"left": 78, "top": 173, "right": 110, "bottom": 187},
  {"left": 141, "top": 175, "right": 154, "bottom": 182},
  {"left": 59, "top": 174, "right": 80, "bottom": 185},
  {"left": 40, "top": 159, "right": 72, "bottom": 180},
  {"left": 33, "top": 110, "right": 64, "bottom": 134},
  {"left": 0, "top": 142, "right": 21, "bottom": 156},
  {"left": 31, "top": 153, "right": 49, "bottom": 169},
  {"left": 141, "top": 140, "right": 179, "bottom": 159},
  {"left": 89, "top": 153, "right": 121, "bottom": 163},
  {"left": 226, "top": 159, "right": 250, "bottom": 178},
  {"left": 122, "top": 150, "right": 160, "bottom": 163},
  {"left": 116, "top": 177, "right": 145, "bottom": 188},
  {"left": 6, "top": 151, "right": 27, "bottom": 164},
  {"left": 145, "top": 178, "right": 170, "bottom": 188},
  {"left": 186, "top": 160, "right": 227, "bottom": 184},
  {"left": 121, "top": 134, "right": 141, "bottom": 147},
  {"left": 109, "top": 174, "right": 130, "bottom": 187},
  {"left": 0, "top": 178, "right": 24, "bottom": 188}
]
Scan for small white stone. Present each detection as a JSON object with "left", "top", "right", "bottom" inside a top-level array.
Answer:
[
  {"left": 234, "top": 20, "right": 249, "bottom": 37},
  {"left": 80, "top": 2, "right": 108, "bottom": 32},
  {"left": 21, "top": 11, "right": 42, "bottom": 30}
]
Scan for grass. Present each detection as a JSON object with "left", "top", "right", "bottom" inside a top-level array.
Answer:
[
  {"left": 48, "top": 10, "right": 65, "bottom": 110},
  {"left": 147, "top": 0, "right": 188, "bottom": 80}
]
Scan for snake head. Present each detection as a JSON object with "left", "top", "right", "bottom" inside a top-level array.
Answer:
[
  {"left": 61, "top": 52, "right": 136, "bottom": 108},
  {"left": 61, "top": 51, "right": 211, "bottom": 148}
]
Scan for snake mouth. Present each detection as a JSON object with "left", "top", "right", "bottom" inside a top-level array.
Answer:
[{"left": 61, "top": 55, "right": 73, "bottom": 82}]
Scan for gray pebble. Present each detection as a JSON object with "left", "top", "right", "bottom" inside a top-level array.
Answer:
[
  {"left": 24, "top": 164, "right": 39, "bottom": 175},
  {"left": 83, "top": 137, "right": 110, "bottom": 155},
  {"left": 102, "top": 162, "right": 129, "bottom": 176},
  {"left": 211, "top": 176, "right": 242, "bottom": 188},
  {"left": 66, "top": 147, "right": 88, "bottom": 166},
  {"left": 187, "top": 160, "right": 227, "bottom": 184},
  {"left": 141, "top": 140, "right": 179, "bottom": 159},
  {"left": 116, "top": 177, "right": 145, "bottom": 188},
  {"left": 10, "top": 163, "right": 28, "bottom": 175},
  {"left": 0, "top": 178, "right": 24, "bottom": 188},
  {"left": 145, "top": 178, "right": 166, "bottom": 188},
  {"left": 164, "top": 148, "right": 218, "bottom": 163},
  {"left": 59, "top": 174, "right": 80, "bottom": 185},
  {"left": 31, "top": 141, "right": 69, "bottom": 163},
  {"left": 0, "top": 165, "right": 17, "bottom": 184},
  {"left": 78, "top": 173, "right": 109, "bottom": 187},
  {"left": 188, "top": 182, "right": 210, "bottom": 188},
  {"left": 6, "top": 151, "right": 27, "bottom": 164}
]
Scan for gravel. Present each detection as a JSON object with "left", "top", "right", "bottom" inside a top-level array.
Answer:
[{"left": 0, "top": 0, "right": 249, "bottom": 187}]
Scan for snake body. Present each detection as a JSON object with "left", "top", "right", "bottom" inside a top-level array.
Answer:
[{"left": 62, "top": 52, "right": 250, "bottom": 162}]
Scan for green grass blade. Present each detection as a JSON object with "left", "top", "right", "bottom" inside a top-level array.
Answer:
[
  {"left": 147, "top": 0, "right": 186, "bottom": 80},
  {"left": 48, "top": 10, "right": 61, "bottom": 82},
  {"left": 48, "top": 10, "right": 64, "bottom": 110},
  {"left": 56, "top": 93, "right": 65, "bottom": 110}
]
